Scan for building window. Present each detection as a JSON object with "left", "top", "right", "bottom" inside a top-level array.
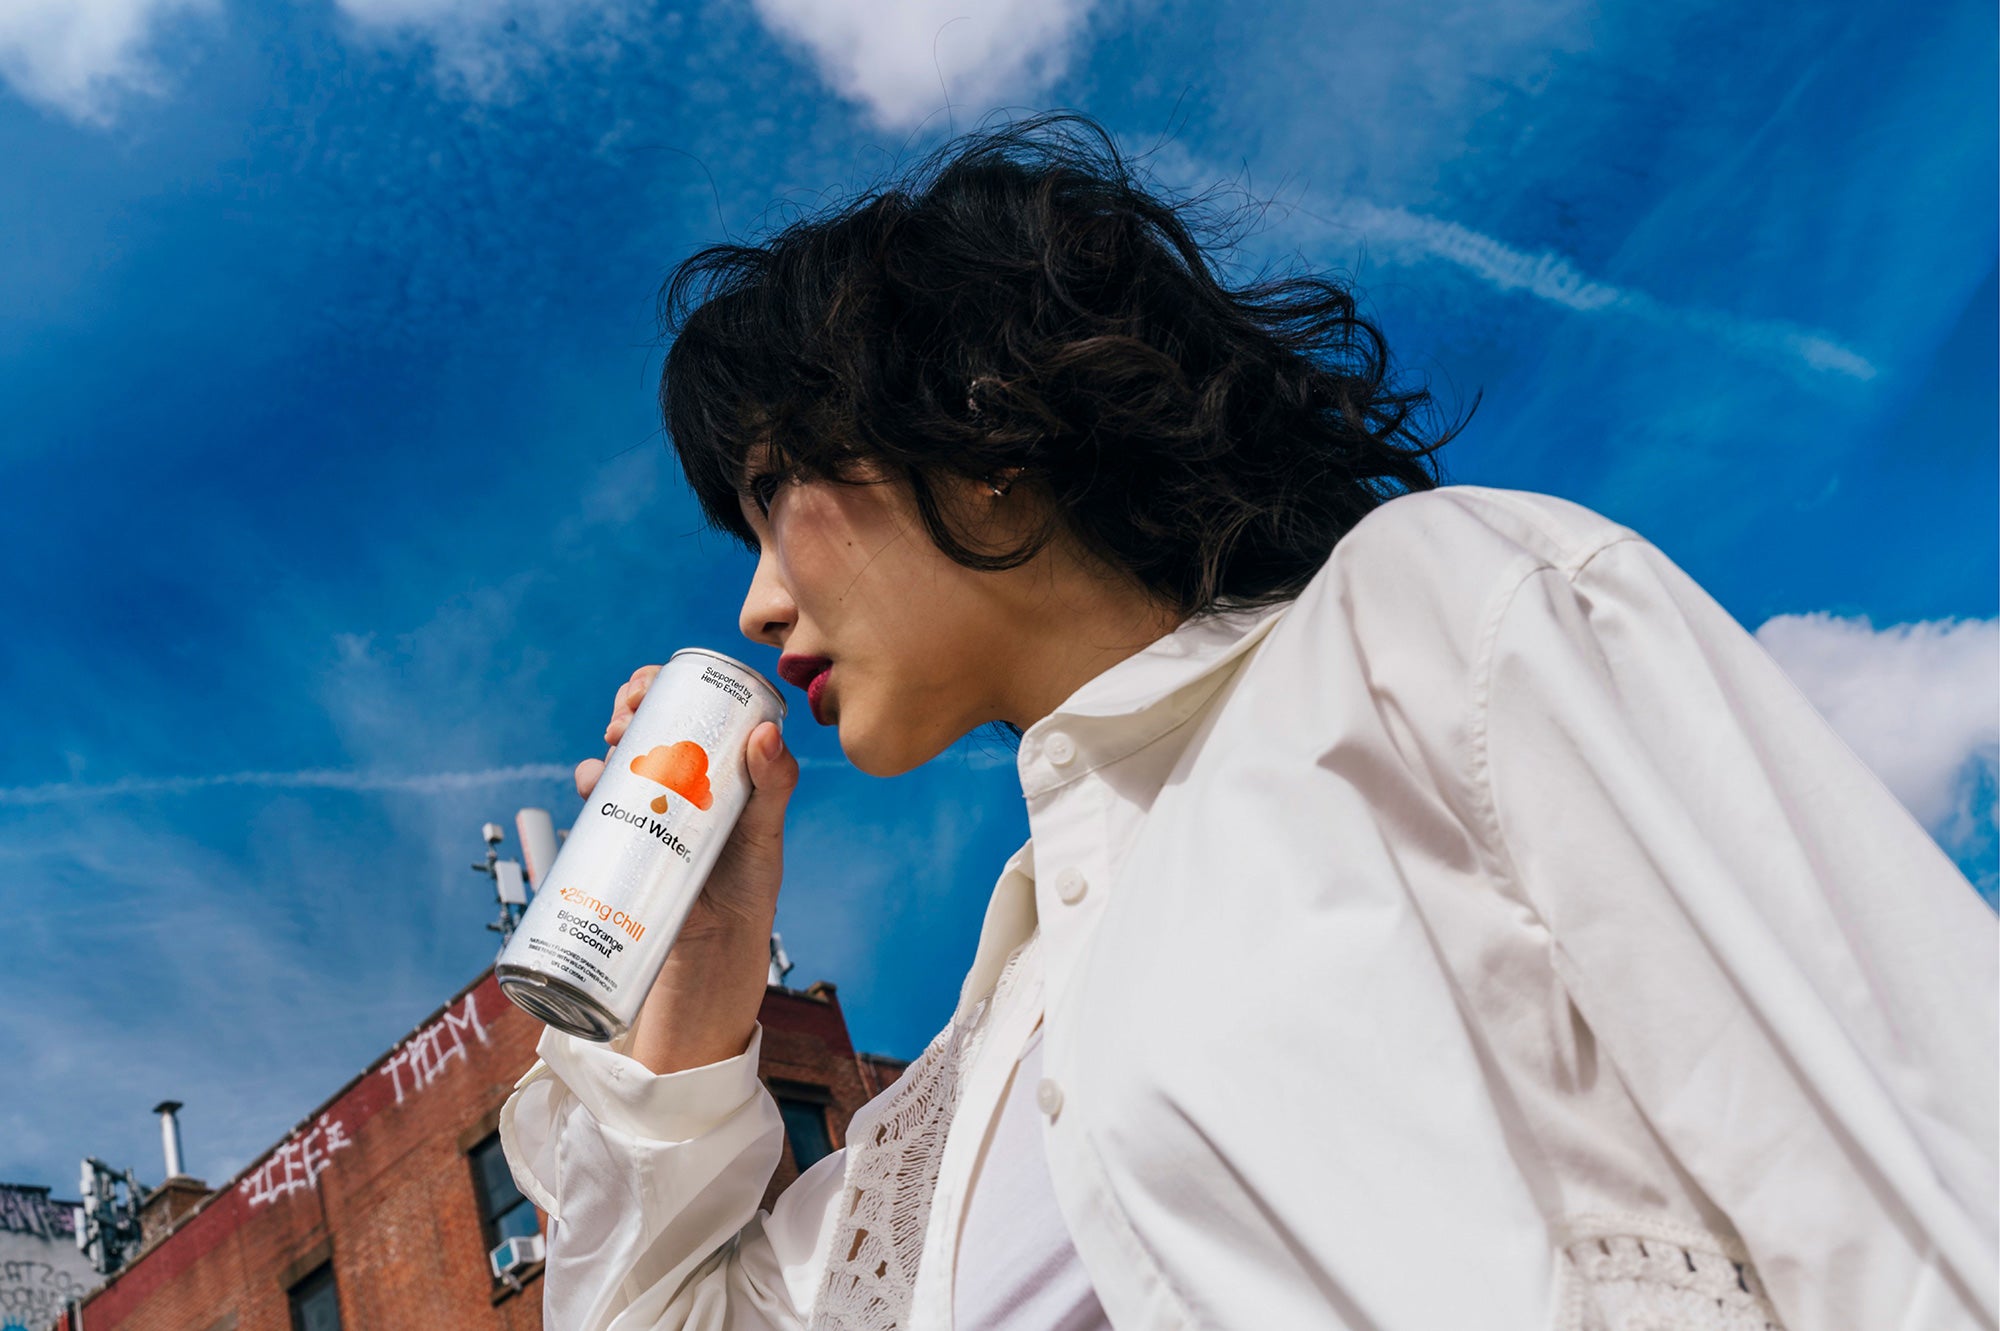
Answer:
[
  {"left": 287, "top": 1263, "right": 341, "bottom": 1331},
  {"left": 770, "top": 1081, "right": 834, "bottom": 1170},
  {"left": 469, "top": 1131, "right": 541, "bottom": 1258}
]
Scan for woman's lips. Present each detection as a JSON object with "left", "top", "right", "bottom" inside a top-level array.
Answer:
[
  {"left": 806, "top": 666, "right": 833, "bottom": 724},
  {"left": 776, "top": 654, "right": 835, "bottom": 725}
]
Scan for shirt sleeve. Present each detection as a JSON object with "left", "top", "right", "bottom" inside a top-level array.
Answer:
[
  {"left": 1476, "top": 534, "right": 1999, "bottom": 1331},
  {"left": 498, "top": 1021, "right": 849, "bottom": 1331}
]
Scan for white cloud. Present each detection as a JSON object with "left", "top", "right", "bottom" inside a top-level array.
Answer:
[
  {"left": 748, "top": 0, "right": 1095, "bottom": 130},
  {"left": 0, "top": 0, "right": 215, "bottom": 125},
  {"left": 1755, "top": 612, "right": 1998, "bottom": 836}
]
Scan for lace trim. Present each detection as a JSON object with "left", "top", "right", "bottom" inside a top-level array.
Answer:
[
  {"left": 1557, "top": 1215, "right": 1785, "bottom": 1331},
  {"left": 810, "top": 936, "right": 1039, "bottom": 1330}
]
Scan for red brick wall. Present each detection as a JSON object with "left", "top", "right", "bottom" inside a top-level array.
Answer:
[
  {"left": 856, "top": 1051, "right": 912, "bottom": 1100},
  {"left": 67, "top": 969, "right": 885, "bottom": 1331},
  {"left": 756, "top": 983, "right": 871, "bottom": 1211}
]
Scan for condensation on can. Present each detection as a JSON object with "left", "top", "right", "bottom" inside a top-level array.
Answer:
[{"left": 496, "top": 649, "right": 785, "bottom": 1041}]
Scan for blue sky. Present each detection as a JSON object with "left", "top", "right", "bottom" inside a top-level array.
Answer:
[{"left": 2, "top": 0, "right": 1993, "bottom": 1196}]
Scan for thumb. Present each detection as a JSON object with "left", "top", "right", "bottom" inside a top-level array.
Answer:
[{"left": 738, "top": 723, "right": 799, "bottom": 832}]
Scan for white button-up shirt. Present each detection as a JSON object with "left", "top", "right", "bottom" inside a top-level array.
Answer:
[{"left": 499, "top": 484, "right": 1998, "bottom": 1331}]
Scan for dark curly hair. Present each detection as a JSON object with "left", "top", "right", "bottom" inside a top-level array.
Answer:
[{"left": 659, "top": 110, "right": 1471, "bottom": 625}]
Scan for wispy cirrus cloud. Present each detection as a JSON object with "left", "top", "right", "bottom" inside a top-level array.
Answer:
[
  {"left": 0, "top": 0, "right": 216, "bottom": 124},
  {"left": 327, "top": 0, "right": 642, "bottom": 102},
  {"left": 0, "top": 804, "right": 485, "bottom": 1185}
]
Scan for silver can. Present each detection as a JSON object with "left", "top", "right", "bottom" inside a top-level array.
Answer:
[{"left": 497, "top": 648, "right": 786, "bottom": 1042}]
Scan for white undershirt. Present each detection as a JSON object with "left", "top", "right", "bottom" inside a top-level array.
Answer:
[{"left": 952, "top": 1021, "right": 1111, "bottom": 1331}]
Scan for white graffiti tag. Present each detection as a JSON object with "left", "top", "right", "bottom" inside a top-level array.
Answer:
[
  {"left": 236, "top": 1113, "right": 353, "bottom": 1209},
  {"left": 380, "top": 991, "right": 490, "bottom": 1105}
]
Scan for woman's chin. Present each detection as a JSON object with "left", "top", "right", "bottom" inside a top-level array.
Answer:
[{"left": 836, "top": 716, "right": 942, "bottom": 779}]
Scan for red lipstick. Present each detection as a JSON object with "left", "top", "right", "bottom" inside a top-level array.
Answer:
[{"left": 777, "top": 654, "right": 834, "bottom": 724}]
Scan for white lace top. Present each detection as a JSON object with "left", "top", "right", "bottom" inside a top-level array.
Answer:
[
  {"left": 499, "top": 486, "right": 1997, "bottom": 1331},
  {"left": 820, "top": 927, "right": 1110, "bottom": 1331}
]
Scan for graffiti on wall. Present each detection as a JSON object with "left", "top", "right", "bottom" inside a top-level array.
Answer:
[
  {"left": 0, "top": 1257, "right": 88, "bottom": 1330},
  {"left": 380, "top": 991, "right": 489, "bottom": 1106},
  {"left": 236, "top": 1113, "right": 353, "bottom": 1210},
  {"left": 231, "top": 988, "right": 492, "bottom": 1211},
  {"left": 0, "top": 1188, "right": 74, "bottom": 1241},
  {"left": 229, "top": 983, "right": 488, "bottom": 1199}
]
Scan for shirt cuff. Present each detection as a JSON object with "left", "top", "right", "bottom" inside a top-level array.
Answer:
[
  {"left": 499, "top": 1022, "right": 771, "bottom": 1222},
  {"left": 534, "top": 1020, "right": 768, "bottom": 1143}
]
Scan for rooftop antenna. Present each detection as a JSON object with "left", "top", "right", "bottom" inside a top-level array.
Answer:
[
  {"left": 514, "top": 808, "right": 559, "bottom": 893},
  {"left": 768, "top": 932, "right": 794, "bottom": 987},
  {"left": 77, "top": 1157, "right": 144, "bottom": 1276},
  {"left": 472, "top": 822, "right": 528, "bottom": 947}
]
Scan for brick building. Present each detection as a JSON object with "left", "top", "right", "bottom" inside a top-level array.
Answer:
[{"left": 56, "top": 967, "right": 905, "bottom": 1331}]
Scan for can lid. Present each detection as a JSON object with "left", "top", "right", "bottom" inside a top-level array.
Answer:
[
  {"left": 498, "top": 971, "right": 622, "bottom": 1042},
  {"left": 666, "top": 648, "right": 788, "bottom": 720}
]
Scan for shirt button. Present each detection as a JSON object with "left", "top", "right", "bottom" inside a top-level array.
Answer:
[
  {"left": 1045, "top": 732, "right": 1076, "bottom": 765},
  {"left": 1036, "top": 1078, "right": 1064, "bottom": 1119},
  {"left": 1054, "top": 868, "right": 1088, "bottom": 905}
]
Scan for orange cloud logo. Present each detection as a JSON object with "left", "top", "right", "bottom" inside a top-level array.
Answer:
[{"left": 630, "top": 741, "right": 714, "bottom": 813}]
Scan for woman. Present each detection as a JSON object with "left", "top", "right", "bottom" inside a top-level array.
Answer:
[{"left": 499, "top": 114, "right": 1996, "bottom": 1331}]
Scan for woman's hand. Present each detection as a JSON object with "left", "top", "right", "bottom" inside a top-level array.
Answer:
[{"left": 576, "top": 663, "right": 801, "bottom": 1073}]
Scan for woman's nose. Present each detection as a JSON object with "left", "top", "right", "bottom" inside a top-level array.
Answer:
[{"left": 738, "top": 551, "right": 795, "bottom": 649}]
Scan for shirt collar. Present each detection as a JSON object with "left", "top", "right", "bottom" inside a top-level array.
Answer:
[
  {"left": 1015, "top": 596, "right": 1298, "bottom": 801},
  {"left": 956, "top": 838, "right": 1038, "bottom": 1016}
]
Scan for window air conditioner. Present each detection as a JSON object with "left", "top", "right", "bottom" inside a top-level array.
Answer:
[{"left": 489, "top": 1233, "right": 546, "bottom": 1279}]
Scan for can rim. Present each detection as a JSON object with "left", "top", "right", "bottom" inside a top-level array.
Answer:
[
  {"left": 498, "top": 967, "right": 623, "bottom": 1042},
  {"left": 666, "top": 648, "right": 788, "bottom": 719}
]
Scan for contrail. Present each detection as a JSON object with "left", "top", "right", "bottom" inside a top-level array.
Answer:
[
  {"left": 0, "top": 765, "right": 580, "bottom": 806},
  {"left": 0, "top": 751, "right": 1010, "bottom": 806},
  {"left": 1295, "top": 200, "right": 1878, "bottom": 381}
]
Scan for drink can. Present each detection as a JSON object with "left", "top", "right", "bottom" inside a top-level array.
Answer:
[{"left": 496, "top": 648, "right": 786, "bottom": 1042}]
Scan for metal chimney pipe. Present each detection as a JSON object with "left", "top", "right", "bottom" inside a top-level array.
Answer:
[{"left": 151, "top": 1101, "right": 185, "bottom": 1179}]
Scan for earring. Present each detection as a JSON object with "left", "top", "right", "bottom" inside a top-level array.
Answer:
[{"left": 986, "top": 467, "right": 1021, "bottom": 497}]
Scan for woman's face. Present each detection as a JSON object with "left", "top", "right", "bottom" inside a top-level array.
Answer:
[
  {"left": 734, "top": 445, "right": 1178, "bottom": 777},
  {"left": 736, "top": 447, "right": 1048, "bottom": 771}
]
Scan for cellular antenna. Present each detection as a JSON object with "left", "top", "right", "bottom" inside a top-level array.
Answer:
[
  {"left": 471, "top": 821, "right": 528, "bottom": 947},
  {"left": 77, "top": 1157, "right": 144, "bottom": 1275},
  {"left": 515, "top": 808, "right": 559, "bottom": 892}
]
